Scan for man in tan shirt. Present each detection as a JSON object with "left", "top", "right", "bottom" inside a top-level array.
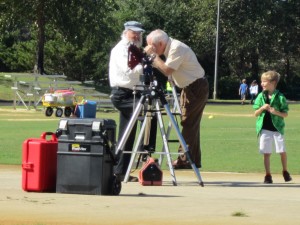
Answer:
[{"left": 145, "top": 29, "right": 209, "bottom": 169}]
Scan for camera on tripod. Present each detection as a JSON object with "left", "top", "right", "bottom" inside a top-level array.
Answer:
[
  {"left": 128, "top": 43, "right": 155, "bottom": 86},
  {"left": 141, "top": 53, "right": 155, "bottom": 85}
]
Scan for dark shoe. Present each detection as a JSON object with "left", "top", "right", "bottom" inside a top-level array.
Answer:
[
  {"left": 128, "top": 176, "right": 139, "bottom": 182},
  {"left": 115, "top": 174, "right": 138, "bottom": 182},
  {"left": 264, "top": 174, "right": 273, "bottom": 184},
  {"left": 283, "top": 171, "right": 292, "bottom": 182},
  {"left": 172, "top": 159, "right": 192, "bottom": 169},
  {"left": 115, "top": 174, "right": 124, "bottom": 182}
]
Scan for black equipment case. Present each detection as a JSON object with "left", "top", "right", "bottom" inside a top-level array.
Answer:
[{"left": 56, "top": 118, "right": 120, "bottom": 195}]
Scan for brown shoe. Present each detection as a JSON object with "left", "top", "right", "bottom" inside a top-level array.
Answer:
[{"left": 172, "top": 159, "right": 192, "bottom": 169}]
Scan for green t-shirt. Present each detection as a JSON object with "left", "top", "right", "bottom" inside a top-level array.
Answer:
[{"left": 253, "top": 90, "right": 288, "bottom": 135}]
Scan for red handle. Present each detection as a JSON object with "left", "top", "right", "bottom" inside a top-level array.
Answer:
[
  {"left": 22, "top": 162, "right": 33, "bottom": 170},
  {"left": 40, "top": 132, "right": 57, "bottom": 142}
]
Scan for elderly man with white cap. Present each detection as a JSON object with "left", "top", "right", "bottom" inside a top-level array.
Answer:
[{"left": 109, "top": 21, "right": 146, "bottom": 182}]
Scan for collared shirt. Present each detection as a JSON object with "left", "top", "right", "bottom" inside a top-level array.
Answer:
[
  {"left": 250, "top": 85, "right": 258, "bottom": 94},
  {"left": 109, "top": 39, "right": 143, "bottom": 89},
  {"left": 163, "top": 38, "right": 205, "bottom": 88},
  {"left": 253, "top": 90, "right": 289, "bottom": 135}
]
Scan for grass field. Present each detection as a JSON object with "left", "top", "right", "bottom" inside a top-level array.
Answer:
[{"left": 1, "top": 103, "right": 300, "bottom": 175}]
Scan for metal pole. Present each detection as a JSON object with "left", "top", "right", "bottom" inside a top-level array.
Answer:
[{"left": 213, "top": 0, "right": 221, "bottom": 100}]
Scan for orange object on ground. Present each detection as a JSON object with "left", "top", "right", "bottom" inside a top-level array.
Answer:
[{"left": 139, "top": 157, "right": 163, "bottom": 186}]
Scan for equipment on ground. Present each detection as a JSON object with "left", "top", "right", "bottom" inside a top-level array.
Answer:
[
  {"left": 139, "top": 157, "right": 163, "bottom": 186},
  {"left": 22, "top": 132, "right": 58, "bottom": 192},
  {"left": 42, "top": 90, "right": 83, "bottom": 117},
  {"left": 56, "top": 118, "right": 121, "bottom": 195}
]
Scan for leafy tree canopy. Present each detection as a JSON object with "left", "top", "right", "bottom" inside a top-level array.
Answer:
[{"left": 0, "top": 0, "right": 299, "bottom": 99}]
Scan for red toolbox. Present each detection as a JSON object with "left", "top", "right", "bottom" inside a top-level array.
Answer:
[{"left": 22, "top": 132, "right": 58, "bottom": 192}]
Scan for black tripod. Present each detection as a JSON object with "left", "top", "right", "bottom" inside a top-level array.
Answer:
[{"left": 115, "top": 84, "right": 204, "bottom": 186}]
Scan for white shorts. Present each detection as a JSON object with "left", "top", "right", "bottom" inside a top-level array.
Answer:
[{"left": 259, "top": 129, "right": 286, "bottom": 154}]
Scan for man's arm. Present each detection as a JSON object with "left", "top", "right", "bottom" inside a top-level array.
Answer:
[
  {"left": 144, "top": 45, "right": 174, "bottom": 76},
  {"left": 152, "top": 56, "right": 174, "bottom": 77}
]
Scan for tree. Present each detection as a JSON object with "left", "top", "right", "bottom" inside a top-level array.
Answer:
[
  {"left": 0, "top": 0, "right": 49, "bottom": 74},
  {"left": 219, "top": 0, "right": 299, "bottom": 81},
  {"left": 0, "top": 0, "right": 299, "bottom": 99},
  {"left": 0, "top": 0, "right": 116, "bottom": 80}
]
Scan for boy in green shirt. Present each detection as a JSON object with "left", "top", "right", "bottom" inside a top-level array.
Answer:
[{"left": 253, "top": 71, "right": 292, "bottom": 184}]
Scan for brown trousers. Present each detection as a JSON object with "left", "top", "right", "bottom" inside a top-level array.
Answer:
[{"left": 178, "top": 77, "right": 209, "bottom": 168}]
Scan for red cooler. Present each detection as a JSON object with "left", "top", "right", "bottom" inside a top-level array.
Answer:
[{"left": 22, "top": 132, "right": 58, "bottom": 192}]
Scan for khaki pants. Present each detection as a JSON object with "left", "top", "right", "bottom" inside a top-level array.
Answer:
[{"left": 178, "top": 77, "right": 209, "bottom": 168}]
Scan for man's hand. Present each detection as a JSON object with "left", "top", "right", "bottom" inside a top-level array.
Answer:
[{"left": 144, "top": 45, "right": 156, "bottom": 55}]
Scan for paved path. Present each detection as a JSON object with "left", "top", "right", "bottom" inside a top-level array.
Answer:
[{"left": 1, "top": 165, "right": 300, "bottom": 225}]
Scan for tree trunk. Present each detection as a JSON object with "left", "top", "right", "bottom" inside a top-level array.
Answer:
[
  {"left": 284, "top": 56, "right": 290, "bottom": 83},
  {"left": 250, "top": 52, "right": 259, "bottom": 81}
]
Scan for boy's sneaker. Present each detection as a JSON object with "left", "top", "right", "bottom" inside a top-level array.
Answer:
[
  {"left": 283, "top": 171, "right": 292, "bottom": 182},
  {"left": 264, "top": 174, "right": 273, "bottom": 184}
]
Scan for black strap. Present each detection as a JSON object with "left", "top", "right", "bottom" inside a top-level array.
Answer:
[
  {"left": 264, "top": 91, "right": 270, "bottom": 104},
  {"left": 101, "top": 130, "right": 117, "bottom": 165}
]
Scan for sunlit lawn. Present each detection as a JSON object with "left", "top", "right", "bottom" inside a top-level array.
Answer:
[{"left": 1, "top": 103, "right": 300, "bottom": 175}]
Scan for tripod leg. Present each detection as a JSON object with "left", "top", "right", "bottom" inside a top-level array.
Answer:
[
  {"left": 163, "top": 103, "right": 204, "bottom": 186},
  {"left": 155, "top": 101, "right": 177, "bottom": 186},
  {"left": 160, "top": 80, "right": 181, "bottom": 165},
  {"left": 160, "top": 89, "right": 179, "bottom": 165},
  {"left": 143, "top": 105, "right": 152, "bottom": 147},
  {"left": 115, "top": 96, "right": 146, "bottom": 155},
  {"left": 170, "top": 81, "right": 181, "bottom": 114},
  {"left": 123, "top": 116, "right": 148, "bottom": 183}
]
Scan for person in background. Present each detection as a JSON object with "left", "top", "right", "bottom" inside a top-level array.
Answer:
[
  {"left": 253, "top": 70, "right": 292, "bottom": 184},
  {"left": 144, "top": 29, "right": 209, "bottom": 169},
  {"left": 239, "top": 78, "right": 248, "bottom": 105},
  {"left": 249, "top": 80, "right": 258, "bottom": 104}
]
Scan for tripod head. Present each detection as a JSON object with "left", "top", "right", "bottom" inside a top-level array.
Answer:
[{"left": 128, "top": 43, "right": 168, "bottom": 106}]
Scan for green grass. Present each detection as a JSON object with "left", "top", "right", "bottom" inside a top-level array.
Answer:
[{"left": 1, "top": 103, "right": 300, "bottom": 175}]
